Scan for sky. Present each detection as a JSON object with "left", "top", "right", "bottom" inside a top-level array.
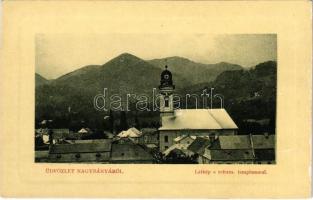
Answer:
[{"left": 36, "top": 34, "right": 277, "bottom": 79}]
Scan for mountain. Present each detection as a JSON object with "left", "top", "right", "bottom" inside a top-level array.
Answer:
[
  {"left": 35, "top": 53, "right": 276, "bottom": 134},
  {"left": 35, "top": 73, "right": 49, "bottom": 87},
  {"left": 35, "top": 53, "right": 190, "bottom": 123},
  {"left": 49, "top": 53, "right": 190, "bottom": 95},
  {"left": 148, "top": 56, "right": 243, "bottom": 84},
  {"left": 181, "top": 61, "right": 277, "bottom": 134}
]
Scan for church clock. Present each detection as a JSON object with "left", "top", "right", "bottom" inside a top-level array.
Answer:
[{"left": 159, "top": 65, "right": 175, "bottom": 118}]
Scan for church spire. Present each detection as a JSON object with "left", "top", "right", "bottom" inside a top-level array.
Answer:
[
  {"left": 159, "top": 65, "right": 174, "bottom": 89},
  {"left": 159, "top": 65, "right": 175, "bottom": 117}
]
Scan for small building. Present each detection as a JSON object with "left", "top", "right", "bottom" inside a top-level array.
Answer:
[
  {"left": 62, "top": 139, "right": 110, "bottom": 144},
  {"left": 204, "top": 149, "right": 255, "bottom": 164},
  {"left": 187, "top": 137, "right": 212, "bottom": 157},
  {"left": 187, "top": 134, "right": 275, "bottom": 164},
  {"left": 163, "top": 143, "right": 194, "bottom": 157},
  {"left": 140, "top": 128, "right": 158, "bottom": 145},
  {"left": 35, "top": 150, "right": 49, "bottom": 162},
  {"left": 117, "top": 127, "right": 143, "bottom": 143},
  {"left": 78, "top": 128, "right": 92, "bottom": 134},
  {"left": 36, "top": 128, "right": 74, "bottom": 143},
  {"left": 48, "top": 139, "right": 112, "bottom": 163},
  {"left": 110, "top": 141, "right": 154, "bottom": 164},
  {"left": 161, "top": 135, "right": 196, "bottom": 159},
  {"left": 174, "top": 135, "right": 196, "bottom": 145},
  {"left": 52, "top": 128, "right": 70, "bottom": 135},
  {"left": 252, "top": 134, "right": 275, "bottom": 164}
]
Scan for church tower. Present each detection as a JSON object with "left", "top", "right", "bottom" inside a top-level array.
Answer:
[{"left": 159, "top": 65, "right": 175, "bottom": 118}]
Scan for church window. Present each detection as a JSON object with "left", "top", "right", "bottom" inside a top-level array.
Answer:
[
  {"left": 165, "top": 97, "right": 169, "bottom": 107},
  {"left": 164, "top": 135, "right": 168, "bottom": 142}
]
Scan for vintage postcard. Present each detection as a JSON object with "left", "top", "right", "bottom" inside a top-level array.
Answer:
[{"left": 0, "top": 0, "right": 312, "bottom": 198}]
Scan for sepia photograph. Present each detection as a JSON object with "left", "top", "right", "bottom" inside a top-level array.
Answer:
[
  {"left": 34, "top": 34, "right": 277, "bottom": 164},
  {"left": 1, "top": 0, "right": 312, "bottom": 198}
]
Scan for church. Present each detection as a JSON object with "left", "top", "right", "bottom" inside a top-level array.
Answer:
[{"left": 158, "top": 66, "right": 238, "bottom": 152}]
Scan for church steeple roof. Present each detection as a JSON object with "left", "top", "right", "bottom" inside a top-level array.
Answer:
[{"left": 160, "top": 65, "right": 174, "bottom": 89}]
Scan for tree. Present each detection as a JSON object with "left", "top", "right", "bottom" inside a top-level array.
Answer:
[
  {"left": 109, "top": 110, "right": 114, "bottom": 133},
  {"left": 119, "top": 111, "right": 128, "bottom": 131},
  {"left": 134, "top": 113, "right": 140, "bottom": 129}
]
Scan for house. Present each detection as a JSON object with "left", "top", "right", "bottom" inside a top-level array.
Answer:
[
  {"left": 117, "top": 127, "right": 143, "bottom": 143},
  {"left": 187, "top": 137, "right": 212, "bottom": 156},
  {"left": 52, "top": 128, "right": 70, "bottom": 135},
  {"left": 187, "top": 134, "right": 275, "bottom": 164},
  {"left": 174, "top": 135, "right": 196, "bottom": 145},
  {"left": 62, "top": 139, "right": 110, "bottom": 144},
  {"left": 160, "top": 135, "right": 196, "bottom": 160},
  {"left": 163, "top": 143, "right": 194, "bottom": 157},
  {"left": 140, "top": 128, "right": 158, "bottom": 145},
  {"left": 188, "top": 136, "right": 254, "bottom": 164},
  {"left": 252, "top": 134, "right": 275, "bottom": 164},
  {"left": 78, "top": 128, "right": 92, "bottom": 134},
  {"left": 48, "top": 139, "right": 112, "bottom": 163},
  {"left": 203, "top": 149, "right": 255, "bottom": 164},
  {"left": 117, "top": 127, "right": 142, "bottom": 138},
  {"left": 35, "top": 150, "right": 49, "bottom": 162},
  {"left": 35, "top": 128, "right": 61, "bottom": 145},
  {"left": 110, "top": 139, "right": 154, "bottom": 163},
  {"left": 64, "top": 132, "right": 83, "bottom": 140},
  {"left": 157, "top": 65, "right": 238, "bottom": 152},
  {"left": 113, "top": 137, "right": 134, "bottom": 144}
]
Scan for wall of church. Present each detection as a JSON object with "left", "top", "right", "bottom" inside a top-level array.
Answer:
[
  {"left": 159, "top": 129, "right": 236, "bottom": 152},
  {"left": 160, "top": 94, "right": 174, "bottom": 113}
]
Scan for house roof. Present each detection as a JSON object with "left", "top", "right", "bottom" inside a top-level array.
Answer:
[
  {"left": 64, "top": 132, "right": 82, "bottom": 140},
  {"left": 208, "top": 135, "right": 274, "bottom": 150},
  {"left": 254, "top": 149, "right": 275, "bottom": 161},
  {"left": 188, "top": 134, "right": 275, "bottom": 151},
  {"left": 50, "top": 140, "right": 111, "bottom": 154},
  {"left": 141, "top": 128, "right": 158, "bottom": 135},
  {"left": 218, "top": 135, "right": 251, "bottom": 149},
  {"left": 63, "top": 139, "right": 112, "bottom": 144},
  {"left": 35, "top": 151, "right": 49, "bottom": 159},
  {"left": 252, "top": 135, "right": 275, "bottom": 149},
  {"left": 35, "top": 128, "right": 48, "bottom": 134},
  {"left": 187, "top": 137, "right": 211, "bottom": 154},
  {"left": 146, "top": 144, "right": 158, "bottom": 148},
  {"left": 163, "top": 143, "right": 190, "bottom": 156},
  {"left": 187, "top": 135, "right": 275, "bottom": 161},
  {"left": 78, "top": 128, "right": 91, "bottom": 133},
  {"left": 117, "top": 127, "right": 142, "bottom": 138},
  {"left": 167, "top": 148, "right": 191, "bottom": 157},
  {"left": 159, "top": 109, "right": 238, "bottom": 130},
  {"left": 173, "top": 135, "right": 197, "bottom": 142},
  {"left": 110, "top": 143, "right": 153, "bottom": 161},
  {"left": 209, "top": 149, "right": 255, "bottom": 161}
]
